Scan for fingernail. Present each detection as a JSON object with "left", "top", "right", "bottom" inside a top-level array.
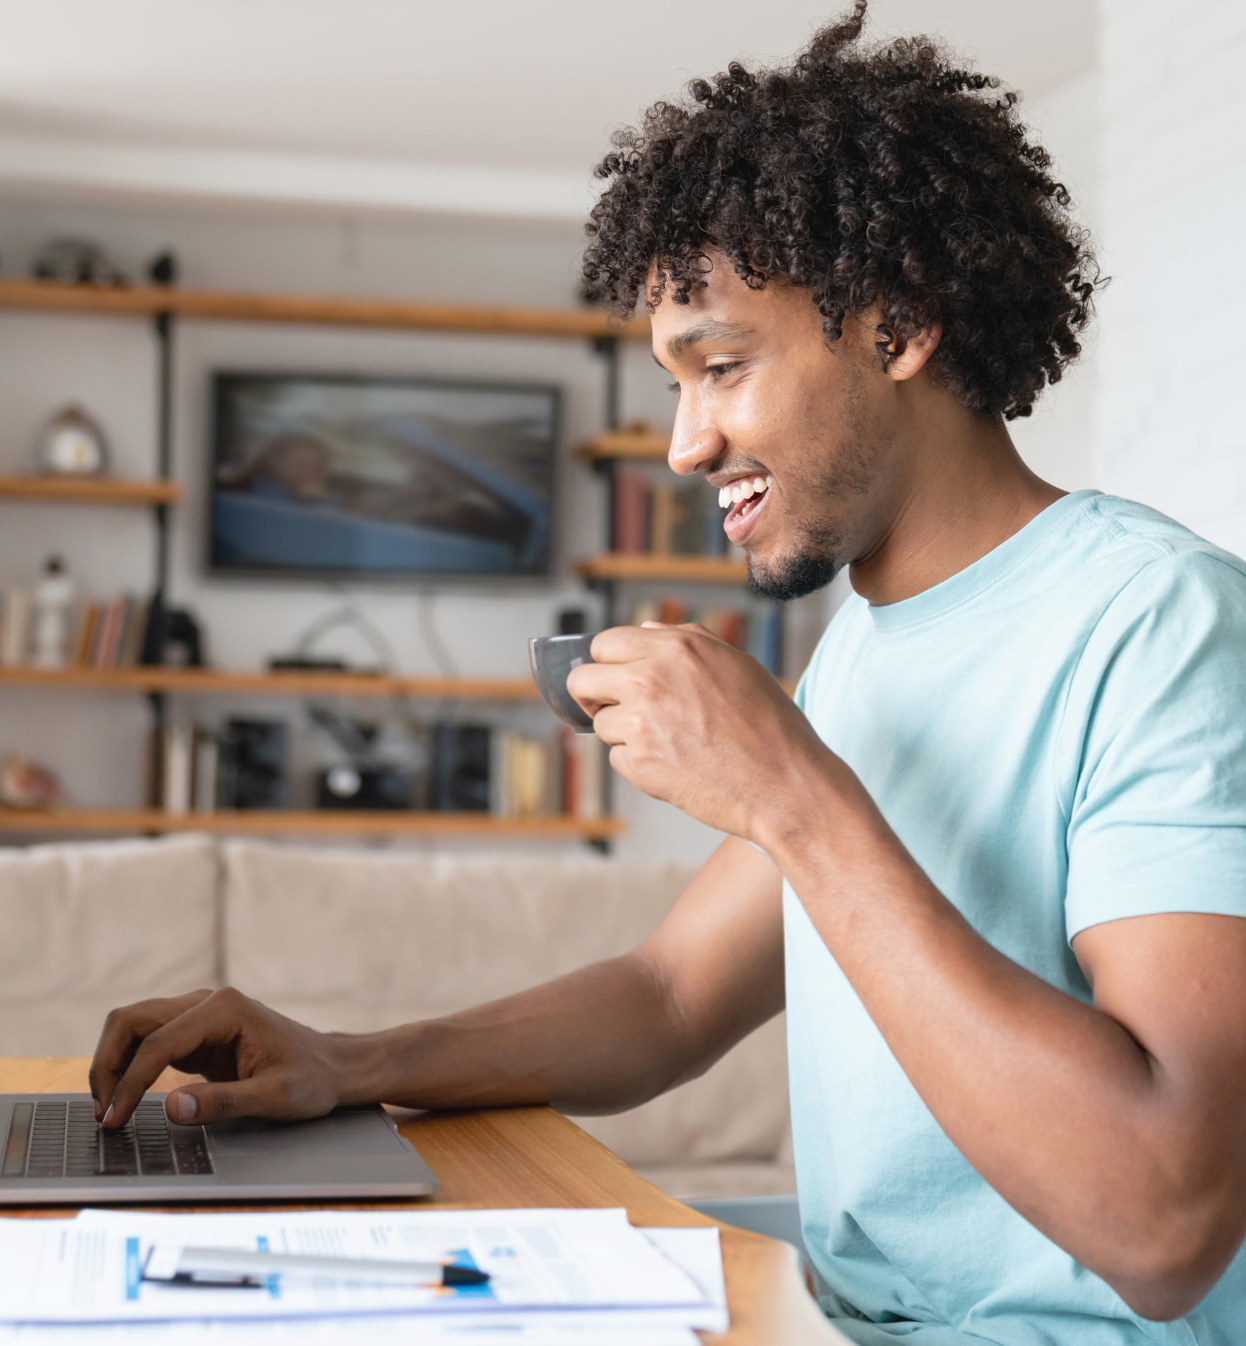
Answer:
[
  {"left": 173, "top": 1092, "right": 198, "bottom": 1123},
  {"left": 101, "top": 1104, "right": 114, "bottom": 1127}
]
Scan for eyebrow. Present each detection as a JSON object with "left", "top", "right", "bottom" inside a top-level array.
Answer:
[{"left": 654, "top": 320, "right": 755, "bottom": 367}]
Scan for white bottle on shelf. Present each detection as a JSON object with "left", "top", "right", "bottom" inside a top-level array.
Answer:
[{"left": 30, "top": 555, "right": 74, "bottom": 668}]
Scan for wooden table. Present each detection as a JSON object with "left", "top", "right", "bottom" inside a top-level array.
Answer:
[{"left": 1, "top": 1059, "right": 843, "bottom": 1344}]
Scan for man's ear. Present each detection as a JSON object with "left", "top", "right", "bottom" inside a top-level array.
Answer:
[{"left": 876, "top": 323, "right": 943, "bottom": 381}]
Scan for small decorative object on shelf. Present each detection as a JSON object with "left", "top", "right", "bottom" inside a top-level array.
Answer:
[
  {"left": 36, "top": 404, "right": 111, "bottom": 477},
  {"left": 0, "top": 753, "right": 63, "bottom": 810},
  {"left": 32, "top": 238, "right": 128, "bottom": 288},
  {"left": 30, "top": 556, "right": 74, "bottom": 669},
  {"left": 139, "top": 597, "right": 205, "bottom": 668},
  {"left": 147, "top": 251, "right": 178, "bottom": 287}
]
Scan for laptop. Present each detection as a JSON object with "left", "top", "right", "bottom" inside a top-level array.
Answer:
[{"left": 0, "top": 1093, "right": 439, "bottom": 1204}]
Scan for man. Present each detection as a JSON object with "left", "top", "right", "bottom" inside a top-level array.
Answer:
[{"left": 91, "top": 5, "right": 1246, "bottom": 1341}]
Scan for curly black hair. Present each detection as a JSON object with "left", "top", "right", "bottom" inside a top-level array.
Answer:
[{"left": 582, "top": 1, "right": 1100, "bottom": 420}]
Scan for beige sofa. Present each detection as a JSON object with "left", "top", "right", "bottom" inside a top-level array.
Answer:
[{"left": 0, "top": 833, "right": 793, "bottom": 1200}]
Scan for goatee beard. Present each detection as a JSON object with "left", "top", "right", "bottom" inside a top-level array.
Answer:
[{"left": 746, "top": 546, "right": 840, "bottom": 601}]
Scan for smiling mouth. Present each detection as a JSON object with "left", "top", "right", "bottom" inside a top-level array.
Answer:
[{"left": 718, "top": 473, "right": 774, "bottom": 544}]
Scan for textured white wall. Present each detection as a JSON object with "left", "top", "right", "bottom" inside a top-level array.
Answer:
[
  {"left": 1009, "top": 70, "right": 1101, "bottom": 491},
  {"left": 1093, "top": 0, "right": 1246, "bottom": 551}
]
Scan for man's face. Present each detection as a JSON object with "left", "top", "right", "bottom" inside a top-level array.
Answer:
[{"left": 650, "top": 252, "right": 901, "bottom": 600}]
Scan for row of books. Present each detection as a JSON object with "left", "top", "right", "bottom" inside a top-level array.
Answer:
[
  {"left": 611, "top": 471, "right": 730, "bottom": 557},
  {"left": 74, "top": 594, "right": 152, "bottom": 669},
  {"left": 492, "top": 728, "right": 606, "bottom": 821},
  {"left": 628, "top": 597, "right": 783, "bottom": 675},
  {"left": 148, "top": 724, "right": 221, "bottom": 816}
]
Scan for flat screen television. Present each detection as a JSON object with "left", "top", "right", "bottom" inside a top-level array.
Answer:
[{"left": 207, "top": 371, "right": 561, "bottom": 580}]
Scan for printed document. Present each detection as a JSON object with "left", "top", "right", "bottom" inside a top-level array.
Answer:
[{"left": 0, "top": 1207, "right": 720, "bottom": 1332}]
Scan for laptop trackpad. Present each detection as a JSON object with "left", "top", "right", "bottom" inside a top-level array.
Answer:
[{"left": 204, "top": 1108, "right": 415, "bottom": 1182}]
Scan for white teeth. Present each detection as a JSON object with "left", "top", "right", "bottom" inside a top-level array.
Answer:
[{"left": 717, "top": 474, "right": 774, "bottom": 510}]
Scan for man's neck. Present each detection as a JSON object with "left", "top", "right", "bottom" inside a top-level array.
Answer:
[{"left": 849, "top": 409, "right": 1065, "bottom": 607}]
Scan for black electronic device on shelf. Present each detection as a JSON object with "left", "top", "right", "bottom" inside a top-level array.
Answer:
[
  {"left": 430, "top": 724, "right": 493, "bottom": 812},
  {"left": 315, "top": 765, "right": 418, "bottom": 811},
  {"left": 216, "top": 719, "right": 289, "bottom": 810}
]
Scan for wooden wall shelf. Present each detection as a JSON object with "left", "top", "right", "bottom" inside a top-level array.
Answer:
[
  {"left": 0, "top": 666, "right": 539, "bottom": 700},
  {"left": 0, "top": 279, "right": 649, "bottom": 343},
  {"left": 576, "top": 429, "right": 671, "bottom": 462},
  {"left": 578, "top": 554, "right": 748, "bottom": 584},
  {"left": 0, "top": 475, "right": 181, "bottom": 506},
  {"left": 0, "top": 809, "right": 624, "bottom": 841}
]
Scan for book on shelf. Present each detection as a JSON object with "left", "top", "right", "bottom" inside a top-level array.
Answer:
[
  {"left": 0, "top": 586, "right": 31, "bottom": 666},
  {"left": 561, "top": 728, "right": 606, "bottom": 820},
  {"left": 144, "top": 721, "right": 201, "bottom": 815},
  {"left": 91, "top": 595, "right": 123, "bottom": 668},
  {"left": 72, "top": 602, "right": 99, "bottom": 667},
  {"left": 192, "top": 728, "right": 220, "bottom": 813},
  {"left": 162, "top": 723, "right": 193, "bottom": 816}
]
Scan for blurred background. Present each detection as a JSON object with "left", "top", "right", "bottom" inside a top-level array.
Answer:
[{"left": 0, "top": 0, "right": 1239, "bottom": 862}]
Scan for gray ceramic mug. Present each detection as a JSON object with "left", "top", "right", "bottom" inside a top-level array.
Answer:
[{"left": 528, "top": 632, "right": 598, "bottom": 732}]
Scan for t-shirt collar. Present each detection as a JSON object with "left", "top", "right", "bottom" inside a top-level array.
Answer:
[{"left": 865, "top": 489, "right": 1100, "bottom": 632}]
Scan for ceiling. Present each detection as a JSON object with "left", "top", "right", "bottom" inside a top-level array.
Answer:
[{"left": 0, "top": 0, "right": 1095, "bottom": 220}]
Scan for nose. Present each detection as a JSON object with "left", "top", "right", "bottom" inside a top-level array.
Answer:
[{"left": 667, "top": 394, "right": 726, "bottom": 478}]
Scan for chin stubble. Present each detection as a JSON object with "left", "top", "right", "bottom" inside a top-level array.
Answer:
[{"left": 746, "top": 526, "right": 843, "bottom": 601}]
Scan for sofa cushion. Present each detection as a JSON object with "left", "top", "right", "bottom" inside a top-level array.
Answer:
[
  {"left": 0, "top": 833, "right": 220, "bottom": 1056},
  {"left": 221, "top": 839, "right": 789, "bottom": 1170}
]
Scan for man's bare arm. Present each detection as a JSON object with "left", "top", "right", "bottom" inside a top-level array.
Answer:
[
  {"left": 90, "top": 836, "right": 784, "bottom": 1128},
  {"left": 766, "top": 775, "right": 1246, "bottom": 1323}
]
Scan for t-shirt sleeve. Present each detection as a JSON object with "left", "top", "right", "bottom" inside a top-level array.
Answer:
[{"left": 1061, "top": 550, "right": 1246, "bottom": 941}]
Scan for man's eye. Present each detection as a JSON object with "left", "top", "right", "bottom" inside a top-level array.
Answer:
[{"left": 707, "top": 362, "right": 738, "bottom": 380}]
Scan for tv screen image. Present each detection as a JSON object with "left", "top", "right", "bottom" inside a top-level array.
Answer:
[{"left": 208, "top": 372, "right": 560, "bottom": 579}]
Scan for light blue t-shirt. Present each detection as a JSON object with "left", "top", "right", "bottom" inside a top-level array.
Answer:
[{"left": 787, "top": 491, "right": 1246, "bottom": 1345}]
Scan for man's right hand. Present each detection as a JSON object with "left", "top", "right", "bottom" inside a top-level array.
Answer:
[{"left": 89, "top": 987, "right": 349, "bottom": 1129}]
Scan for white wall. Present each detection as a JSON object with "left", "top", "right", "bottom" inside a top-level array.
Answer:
[
  {"left": 1092, "top": 0, "right": 1246, "bottom": 552},
  {"left": 1009, "top": 69, "right": 1102, "bottom": 491}
]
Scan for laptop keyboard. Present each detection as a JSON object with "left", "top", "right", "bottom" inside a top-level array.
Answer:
[{"left": 2, "top": 1099, "right": 214, "bottom": 1179}]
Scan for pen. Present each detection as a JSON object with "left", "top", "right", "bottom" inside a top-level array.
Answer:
[{"left": 148, "top": 1244, "right": 492, "bottom": 1288}]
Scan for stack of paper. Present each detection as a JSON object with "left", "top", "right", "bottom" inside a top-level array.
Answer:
[{"left": 0, "top": 1207, "right": 727, "bottom": 1345}]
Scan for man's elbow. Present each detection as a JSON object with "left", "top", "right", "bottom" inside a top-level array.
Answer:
[{"left": 1105, "top": 1198, "right": 1246, "bottom": 1322}]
